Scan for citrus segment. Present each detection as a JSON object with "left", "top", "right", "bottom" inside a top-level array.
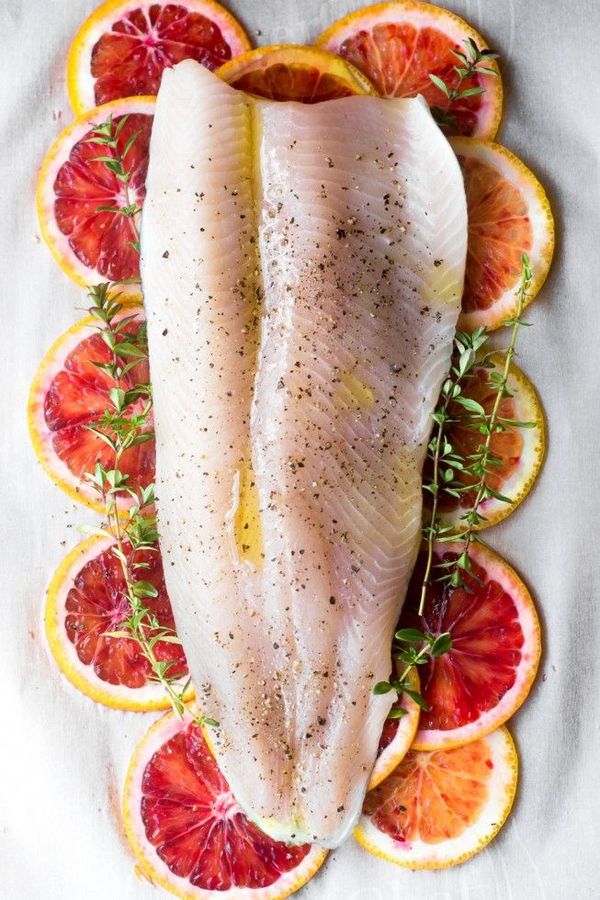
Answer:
[
  {"left": 123, "top": 710, "right": 328, "bottom": 898},
  {"left": 37, "top": 96, "right": 154, "bottom": 286},
  {"left": 432, "top": 356, "right": 545, "bottom": 530},
  {"left": 452, "top": 139, "right": 555, "bottom": 330},
  {"left": 67, "top": 0, "right": 252, "bottom": 114},
  {"left": 400, "top": 542, "right": 540, "bottom": 750},
  {"left": 217, "top": 44, "right": 376, "bottom": 102},
  {"left": 28, "top": 310, "right": 155, "bottom": 512},
  {"left": 369, "top": 667, "right": 420, "bottom": 790},
  {"left": 45, "top": 536, "right": 188, "bottom": 711},
  {"left": 355, "top": 726, "right": 517, "bottom": 868},
  {"left": 316, "top": 1, "right": 502, "bottom": 138}
]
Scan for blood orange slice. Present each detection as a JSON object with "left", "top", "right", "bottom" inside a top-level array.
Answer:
[
  {"left": 37, "top": 96, "right": 154, "bottom": 286},
  {"left": 316, "top": 1, "right": 502, "bottom": 138},
  {"left": 28, "top": 309, "right": 155, "bottom": 512},
  {"left": 45, "top": 535, "right": 189, "bottom": 711},
  {"left": 400, "top": 542, "right": 540, "bottom": 751},
  {"left": 369, "top": 667, "right": 420, "bottom": 790},
  {"left": 67, "top": 0, "right": 252, "bottom": 115},
  {"left": 217, "top": 45, "right": 375, "bottom": 102},
  {"left": 355, "top": 726, "right": 517, "bottom": 869},
  {"left": 432, "top": 355, "right": 545, "bottom": 531},
  {"left": 122, "top": 710, "right": 328, "bottom": 898},
  {"left": 453, "top": 138, "right": 555, "bottom": 331}
]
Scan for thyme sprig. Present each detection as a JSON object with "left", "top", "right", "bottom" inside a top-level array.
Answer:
[
  {"left": 81, "top": 285, "right": 216, "bottom": 728},
  {"left": 419, "top": 326, "right": 489, "bottom": 612},
  {"left": 420, "top": 254, "right": 535, "bottom": 603},
  {"left": 436, "top": 254, "right": 535, "bottom": 588},
  {"left": 430, "top": 38, "right": 499, "bottom": 130},
  {"left": 82, "top": 285, "right": 196, "bottom": 718},
  {"left": 374, "top": 628, "right": 452, "bottom": 715},
  {"left": 379, "top": 257, "right": 534, "bottom": 704},
  {"left": 80, "top": 120, "right": 216, "bottom": 726},
  {"left": 85, "top": 115, "right": 142, "bottom": 254},
  {"left": 80, "top": 116, "right": 218, "bottom": 727}
]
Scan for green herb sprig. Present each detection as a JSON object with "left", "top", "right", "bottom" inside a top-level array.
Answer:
[
  {"left": 430, "top": 38, "right": 499, "bottom": 130},
  {"left": 82, "top": 285, "right": 218, "bottom": 729},
  {"left": 435, "top": 254, "right": 534, "bottom": 588},
  {"left": 374, "top": 628, "right": 452, "bottom": 716},
  {"left": 420, "top": 254, "right": 535, "bottom": 600},
  {"left": 419, "top": 325, "right": 489, "bottom": 612},
  {"left": 77, "top": 120, "right": 216, "bottom": 727},
  {"left": 85, "top": 115, "right": 142, "bottom": 255}
]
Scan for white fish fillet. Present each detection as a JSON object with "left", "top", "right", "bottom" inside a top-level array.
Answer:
[{"left": 141, "top": 60, "right": 467, "bottom": 848}]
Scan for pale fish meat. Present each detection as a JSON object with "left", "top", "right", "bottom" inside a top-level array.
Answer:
[{"left": 141, "top": 60, "right": 467, "bottom": 848}]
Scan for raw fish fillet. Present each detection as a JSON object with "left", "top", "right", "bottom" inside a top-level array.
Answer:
[{"left": 141, "top": 60, "right": 467, "bottom": 848}]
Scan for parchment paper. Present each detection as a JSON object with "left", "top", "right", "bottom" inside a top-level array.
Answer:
[{"left": 1, "top": 1, "right": 599, "bottom": 897}]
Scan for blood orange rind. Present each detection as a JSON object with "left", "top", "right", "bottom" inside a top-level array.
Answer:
[
  {"left": 28, "top": 306, "right": 151, "bottom": 514},
  {"left": 122, "top": 709, "right": 328, "bottom": 899},
  {"left": 411, "top": 542, "right": 541, "bottom": 751},
  {"left": 452, "top": 138, "right": 555, "bottom": 331},
  {"left": 354, "top": 726, "right": 518, "bottom": 869},
  {"left": 315, "top": 0, "right": 502, "bottom": 139},
  {"left": 45, "top": 535, "right": 191, "bottom": 711},
  {"left": 67, "top": 0, "right": 252, "bottom": 115},
  {"left": 217, "top": 44, "right": 376, "bottom": 101},
  {"left": 36, "top": 96, "right": 155, "bottom": 287},
  {"left": 369, "top": 667, "right": 421, "bottom": 790},
  {"left": 437, "top": 356, "right": 546, "bottom": 532}
]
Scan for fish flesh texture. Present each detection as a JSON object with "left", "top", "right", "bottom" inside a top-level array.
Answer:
[{"left": 141, "top": 60, "right": 467, "bottom": 848}]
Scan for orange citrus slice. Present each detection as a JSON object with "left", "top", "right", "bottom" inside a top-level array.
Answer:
[
  {"left": 431, "top": 355, "right": 546, "bottom": 531},
  {"left": 453, "top": 138, "right": 555, "bottom": 331},
  {"left": 122, "top": 709, "right": 328, "bottom": 898},
  {"left": 217, "top": 44, "right": 376, "bottom": 101},
  {"left": 45, "top": 535, "right": 190, "bottom": 711},
  {"left": 37, "top": 96, "right": 154, "bottom": 287},
  {"left": 355, "top": 726, "right": 517, "bottom": 869},
  {"left": 316, "top": 0, "right": 502, "bottom": 138},
  {"left": 399, "top": 542, "right": 540, "bottom": 751},
  {"left": 369, "top": 667, "right": 420, "bottom": 790},
  {"left": 67, "top": 0, "right": 252, "bottom": 115},
  {"left": 28, "top": 308, "right": 154, "bottom": 513}
]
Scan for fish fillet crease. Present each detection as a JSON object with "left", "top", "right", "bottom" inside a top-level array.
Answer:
[{"left": 141, "top": 59, "right": 467, "bottom": 848}]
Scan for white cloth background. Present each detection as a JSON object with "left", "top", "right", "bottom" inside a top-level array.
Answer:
[{"left": 1, "top": 0, "right": 598, "bottom": 897}]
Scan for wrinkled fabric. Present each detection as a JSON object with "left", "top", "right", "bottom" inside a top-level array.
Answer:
[{"left": 0, "top": 0, "right": 598, "bottom": 897}]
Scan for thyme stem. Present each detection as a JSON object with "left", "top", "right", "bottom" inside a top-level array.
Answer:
[{"left": 449, "top": 254, "right": 533, "bottom": 571}]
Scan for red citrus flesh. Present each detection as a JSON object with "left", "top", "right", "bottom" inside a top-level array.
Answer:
[
  {"left": 66, "top": 541, "right": 186, "bottom": 688},
  {"left": 324, "top": 23, "right": 495, "bottom": 136},
  {"left": 228, "top": 64, "right": 358, "bottom": 102},
  {"left": 377, "top": 714, "right": 401, "bottom": 756},
  {"left": 365, "top": 739, "right": 493, "bottom": 843},
  {"left": 376, "top": 665, "right": 413, "bottom": 756},
  {"left": 400, "top": 549, "right": 529, "bottom": 734},
  {"left": 141, "top": 720, "right": 312, "bottom": 891},
  {"left": 43, "top": 319, "right": 155, "bottom": 493},
  {"left": 90, "top": 4, "right": 243, "bottom": 104},
  {"left": 460, "top": 154, "right": 533, "bottom": 315},
  {"left": 53, "top": 113, "right": 150, "bottom": 282}
]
